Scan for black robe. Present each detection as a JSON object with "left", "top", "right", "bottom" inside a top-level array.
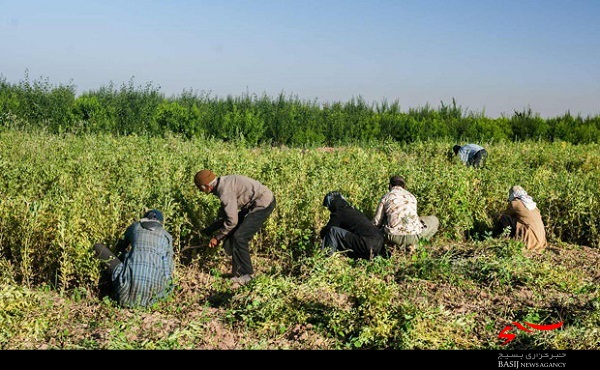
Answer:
[{"left": 320, "top": 196, "right": 385, "bottom": 259}]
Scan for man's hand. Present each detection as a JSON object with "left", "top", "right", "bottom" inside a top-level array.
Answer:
[{"left": 208, "top": 237, "right": 219, "bottom": 248}]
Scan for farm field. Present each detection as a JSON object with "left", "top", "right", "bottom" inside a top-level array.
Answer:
[{"left": 0, "top": 131, "right": 599, "bottom": 350}]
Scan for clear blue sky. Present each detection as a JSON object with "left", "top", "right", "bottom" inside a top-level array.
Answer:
[{"left": 1, "top": 0, "right": 599, "bottom": 118}]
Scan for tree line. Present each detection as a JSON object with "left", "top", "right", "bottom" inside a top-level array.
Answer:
[{"left": 1, "top": 73, "right": 599, "bottom": 146}]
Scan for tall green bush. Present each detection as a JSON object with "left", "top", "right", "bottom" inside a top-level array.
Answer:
[{"left": 1, "top": 73, "right": 599, "bottom": 145}]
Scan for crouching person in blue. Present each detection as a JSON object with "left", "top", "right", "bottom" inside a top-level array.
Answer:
[
  {"left": 320, "top": 191, "right": 386, "bottom": 260},
  {"left": 452, "top": 143, "right": 488, "bottom": 168},
  {"left": 93, "top": 209, "right": 174, "bottom": 308}
]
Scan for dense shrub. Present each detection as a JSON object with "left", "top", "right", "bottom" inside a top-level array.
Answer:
[{"left": 1, "top": 74, "right": 599, "bottom": 145}]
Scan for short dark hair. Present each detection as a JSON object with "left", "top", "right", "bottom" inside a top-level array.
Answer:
[
  {"left": 453, "top": 145, "right": 461, "bottom": 155},
  {"left": 389, "top": 175, "right": 406, "bottom": 189}
]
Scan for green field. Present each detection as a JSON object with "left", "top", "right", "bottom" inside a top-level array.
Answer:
[{"left": 1, "top": 131, "right": 598, "bottom": 349}]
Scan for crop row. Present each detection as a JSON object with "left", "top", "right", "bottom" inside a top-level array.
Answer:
[{"left": 0, "top": 131, "right": 598, "bottom": 290}]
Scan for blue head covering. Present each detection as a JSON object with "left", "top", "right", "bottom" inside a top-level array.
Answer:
[{"left": 143, "top": 209, "right": 164, "bottom": 223}]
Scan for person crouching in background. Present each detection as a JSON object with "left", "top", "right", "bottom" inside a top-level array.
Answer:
[{"left": 494, "top": 185, "right": 547, "bottom": 253}]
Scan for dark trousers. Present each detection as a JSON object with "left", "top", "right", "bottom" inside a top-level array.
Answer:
[
  {"left": 93, "top": 243, "right": 122, "bottom": 299},
  {"left": 493, "top": 214, "right": 516, "bottom": 238},
  {"left": 470, "top": 149, "right": 488, "bottom": 168},
  {"left": 321, "top": 226, "right": 349, "bottom": 256},
  {"left": 93, "top": 243, "right": 121, "bottom": 272},
  {"left": 223, "top": 197, "right": 276, "bottom": 276},
  {"left": 322, "top": 226, "right": 383, "bottom": 260}
]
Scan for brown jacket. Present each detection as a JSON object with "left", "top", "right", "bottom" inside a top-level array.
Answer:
[{"left": 504, "top": 199, "right": 547, "bottom": 251}]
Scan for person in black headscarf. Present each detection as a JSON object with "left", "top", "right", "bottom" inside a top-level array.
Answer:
[{"left": 320, "top": 191, "right": 386, "bottom": 260}]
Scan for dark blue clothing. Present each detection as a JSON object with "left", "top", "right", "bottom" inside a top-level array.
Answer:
[
  {"left": 457, "top": 144, "right": 487, "bottom": 167},
  {"left": 112, "top": 219, "right": 174, "bottom": 308}
]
